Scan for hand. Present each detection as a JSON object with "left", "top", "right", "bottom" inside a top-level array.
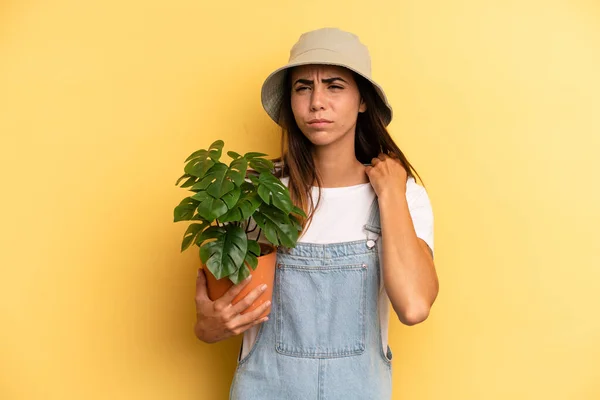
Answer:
[
  {"left": 365, "top": 153, "right": 408, "bottom": 199},
  {"left": 194, "top": 269, "right": 270, "bottom": 344}
]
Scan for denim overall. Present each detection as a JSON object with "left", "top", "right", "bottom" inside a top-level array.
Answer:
[{"left": 230, "top": 198, "right": 393, "bottom": 399}]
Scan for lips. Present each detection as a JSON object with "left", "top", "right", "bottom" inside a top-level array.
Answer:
[{"left": 307, "top": 119, "right": 333, "bottom": 128}]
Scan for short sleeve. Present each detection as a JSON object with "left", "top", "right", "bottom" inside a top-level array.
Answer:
[{"left": 406, "top": 179, "right": 434, "bottom": 257}]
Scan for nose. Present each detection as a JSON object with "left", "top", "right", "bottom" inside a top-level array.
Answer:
[{"left": 310, "top": 87, "right": 325, "bottom": 111}]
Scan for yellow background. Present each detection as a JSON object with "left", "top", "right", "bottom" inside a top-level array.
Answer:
[{"left": 1, "top": 0, "right": 599, "bottom": 399}]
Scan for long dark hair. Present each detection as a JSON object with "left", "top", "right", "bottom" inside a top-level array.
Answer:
[{"left": 271, "top": 68, "right": 424, "bottom": 232}]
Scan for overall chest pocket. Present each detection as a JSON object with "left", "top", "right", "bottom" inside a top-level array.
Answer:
[{"left": 275, "top": 263, "right": 367, "bottom": 358}]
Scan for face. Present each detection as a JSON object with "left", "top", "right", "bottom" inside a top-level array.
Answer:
[{"left": 289, "top": 65, "right": 367, "bottom": 147}]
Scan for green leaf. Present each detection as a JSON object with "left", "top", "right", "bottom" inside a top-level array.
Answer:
[
  {"left": 227, "top": 151, "right": 242, "bottom": 160},
  {"left": 289, "top": 214, "right": 302, "bottom": 231},
  {"left": 291, "top": 205, "right": 307, "bottom": 218},
  {"left": 180, "top": 175, "right": 198, "bottom": 188},
  {"left": 195, "top": 195, "right": 228, "bottom": 221},
  {"left": 181, "top": 221, "right": 209, "bottom": 252},
  {"left": 208, "top": 140, "right": 224, "bottom": 161},
  {"left": 190, "top": 190, "right": 210, "bottom": 201},
  {"left": 221, "top": 187, "right": 241, "bottom": 209},
  {"left": 248, "top": 174, "right": 260, "bottom": 186},
  {"left": 244, "top": 152, "right": 268, "bottom": 158},
  {"left": 258, "top": 173, "right": 286, "bottom": 186},
  {"left": 185, "top": 149, "right": 207, "bottom": 163},
  {"left": 175, "top": 173, "right": 191, "bottom": 186},
  {"left": 241, "top": 181, "right": 254, "bottom": 191},
  {"left": 239, "top": 192, "right": 262, "bottom": 219},
  {"left": 218, "top": 207, "right": 242, "bottom": 223},
  {"left": 272, "top": 194, "right": 293, "bottom": 215},
  {"left": 196, "top": 225, "right": 226, "bottom": 246},
  {"left": 191, "top": 163, "right": 235, "bottom": 198},
  {"left": 256, "top": 216, "right": 278, "bottom": 245},
  {"left": 184, "top": 150, "right": 215, "bottom": 178},
  {"left": 174, "top": 197, "right": 200, "bottom": 222},
  {"left": 192, "top": 163, "right": 236, "bottom": 199},
  {"left": 219, "top": 191, "right": 261, "bottom": 223},
  {"left": 199, "top": 225, "right": 248, "bottom": 280},
  {"left": 190, "top": 178, "right": 211, "bottom": 192},
  {"left": 244, "top": 252, "right": 258, "bottom": 272},
  {"left": 257, "top": 185, "right": 271, "bottom": 204},
  {"left": 257, "top": 173, "right": 292, "bottom": 214},
  {"left": 249, "top": 157, "right": 274, "bottom": 173},
  {"left": 253, "top": 204, "right": 299, "bottom": 248},
  {"left": 227, "top": 157, "right": 248, "bottom": 186},
  {"left": 230, "top": 264, "right": 251, "bottom": 284},
  {"left": 240, "top": 240, "right": 260, "bottom": 273},
  {"left": 247, "top": 239, "right": 261, "bottom": 257}
]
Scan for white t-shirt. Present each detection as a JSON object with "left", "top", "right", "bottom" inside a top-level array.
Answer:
[{"left": 240, "top": 176, "right": 434, "bottom": 360}]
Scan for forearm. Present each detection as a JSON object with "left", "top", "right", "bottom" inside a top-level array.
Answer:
[{"left": 378, "top": 188, "right": 439, "bottom": 325}]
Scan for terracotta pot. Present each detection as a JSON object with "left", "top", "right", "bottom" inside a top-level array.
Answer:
[{"left": 203, "top": 243, "right": 276, "bottom": 319}]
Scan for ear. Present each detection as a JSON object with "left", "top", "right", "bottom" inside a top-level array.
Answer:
[{"left": 359, "top": 97, "right": 367, "bottom": 113}]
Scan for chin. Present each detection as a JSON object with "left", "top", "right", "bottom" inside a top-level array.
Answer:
[
  {"left": 302, "top": 125, "right": 337, "bottom": 139},
  {"left": 303, "top": 130, "right": 340, "bottom": 146}
]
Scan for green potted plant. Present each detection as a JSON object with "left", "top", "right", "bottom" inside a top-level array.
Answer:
[{"left": 174, "top": 140, "right": 305, "bottom": 317}]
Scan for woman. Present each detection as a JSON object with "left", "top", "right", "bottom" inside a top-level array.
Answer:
[{"left": 194, "top": 27, "right": 439, "bottom": 399}]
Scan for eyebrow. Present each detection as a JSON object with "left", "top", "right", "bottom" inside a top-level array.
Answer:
[{"left": 293, "top": 77, "right": 348, "bottom": 85}]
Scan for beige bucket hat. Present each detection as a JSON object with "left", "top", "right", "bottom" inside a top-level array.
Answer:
[{"left": 260, "top": 27, "right": 393, "bottom": 127}]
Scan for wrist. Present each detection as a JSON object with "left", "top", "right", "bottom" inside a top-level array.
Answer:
[{"left": 378, "top": 186, "right": 406, "bottom": 205}]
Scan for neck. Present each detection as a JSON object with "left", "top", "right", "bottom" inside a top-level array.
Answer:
[{"left": 311, "top": 132, "right": 369, "bottom": 188}]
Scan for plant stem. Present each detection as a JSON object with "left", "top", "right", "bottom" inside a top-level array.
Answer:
[{"left": 246, "top": 219, "right": 258, "bottom": 234}]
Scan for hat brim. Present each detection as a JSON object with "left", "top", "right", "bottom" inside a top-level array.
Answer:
[{"left": 261, "top": 60, "right": 393, "bottom": 127}]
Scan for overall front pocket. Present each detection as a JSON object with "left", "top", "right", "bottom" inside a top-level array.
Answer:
[{"left": 275, "top": 263, "right": 367, "bottom": 358}]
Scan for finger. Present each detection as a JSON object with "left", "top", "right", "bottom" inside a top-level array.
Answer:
[
  {"left": 232, "top": 298, "right": 272, "bottom": 327},
  {"left": 214, "top": 274, "right": 253, "bottom": 308},
  {"left": 378, "top": 153, "right": 387, "bottom": 161},
  {"left": 195, "top": 269, "right": 210, "bottom": 302},
  {"left": 371, "top": 157, "right": 381, "bottom": 166},
  {"left": 230, "top": 283, "right": 269, "bottom": 315},
  {"left": 387, "top": 152, "right": 401, "bottom": 165},
  {"left": 233, "top": 314, "right": 270, "bottom": 335}
]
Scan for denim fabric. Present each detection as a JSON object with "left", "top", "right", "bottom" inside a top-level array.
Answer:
[{"left": 230, "top": 199, "right": 392, "bottom": 399}]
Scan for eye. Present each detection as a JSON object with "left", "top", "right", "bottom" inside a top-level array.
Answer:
[
  {"left": 295, "top": 86, "right": 310, "bottom": 92},
  {"left": 329, "top": 85, "right": 344, "bottom": 90}
]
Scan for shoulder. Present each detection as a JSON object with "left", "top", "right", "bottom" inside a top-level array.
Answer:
[
  {"left": 404, "top": 177, "right": 434, "bottom": 254},
  {"left": 405, "top": 176, "right": 430, "bottom": 208}
]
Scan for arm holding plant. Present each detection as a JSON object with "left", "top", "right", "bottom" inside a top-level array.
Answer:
[
  {"left": 173, "top": 140, "right": 305, "bottom": 344},
  {"left": 194, "top": 269, "right": 270, "bottom": 343}
]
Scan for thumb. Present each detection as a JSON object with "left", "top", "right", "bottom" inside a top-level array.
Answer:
[{"left": 195, "top": 268, "right": 210, "bottom": 301}]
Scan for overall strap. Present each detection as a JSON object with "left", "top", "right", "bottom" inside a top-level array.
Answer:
[{"left": 363, "top": 197, "right": 381, "bottom": 248}]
